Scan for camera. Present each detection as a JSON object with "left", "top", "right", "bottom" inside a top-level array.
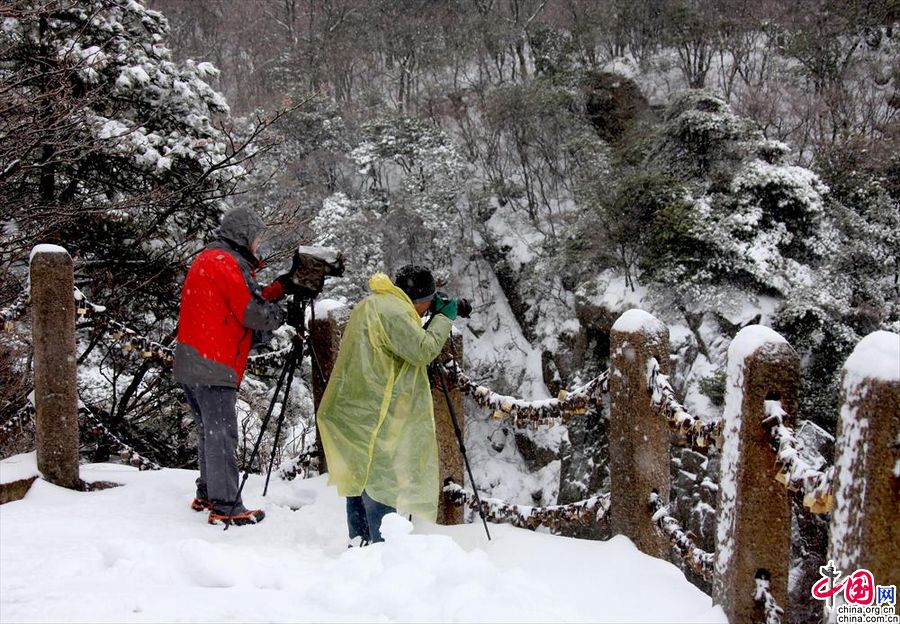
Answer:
[
  {"left": 431, "top": 291, "right": 473, "bottom": 319},
  {"left": 287, "top": 246, "right": 345, "bottom": 298}
]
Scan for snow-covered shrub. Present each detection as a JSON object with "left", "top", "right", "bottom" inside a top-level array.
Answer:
[
  {"left": 649, "top": 90, "right": 755, "bottom": 182},
  {"left": 635, "top": 91, "right": 832, "bottom": 298}
]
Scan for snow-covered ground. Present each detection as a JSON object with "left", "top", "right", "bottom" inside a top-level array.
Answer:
[{"left": 1, "top": 456, "right": 725, "bottom": 623}]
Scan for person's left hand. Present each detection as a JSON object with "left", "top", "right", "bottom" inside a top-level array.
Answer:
[{"left": 433, "top": 297, "right": 458, "bottom": 321}]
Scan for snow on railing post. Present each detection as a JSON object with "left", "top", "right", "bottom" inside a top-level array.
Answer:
[
  {"left": 309, "top": 301, "right": 349, "bottom": 474},
  {"left": 433, "top": 332, "right": 465, "bottom": 525},
  {"left": 29, "top": 245, "right": 81, "bottom": 489},
  {"left": 714, "top": 325, "right": 799, "bottom": 624},
  {"left": 828, "top": 331, "right": 899, "bottom": 600},
  {"left": 609, "top": 309, "right": 671, "bottom": 559}
]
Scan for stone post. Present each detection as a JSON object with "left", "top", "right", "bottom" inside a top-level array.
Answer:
[
  {"left": 30, "top": 245, "right": 81, "bottom": 489},
  {"left": 433, "top": 333, "right": 464, "bottom": 525},
  {"left": 308, "top": 302, "right": 349, "bottom": 474},
  {"left": 828, "top": 331, "right": 899, "bottom": 595},
  {"left": 608, "top": 309, "right": 671, "bottom": 558},
  {"left": 713, "top": 326, "right": 799, "bottom": 624}
]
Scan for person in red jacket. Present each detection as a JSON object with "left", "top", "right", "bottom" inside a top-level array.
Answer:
[{"left": 174, "top": 207, "right": 295, "bottom": 526}]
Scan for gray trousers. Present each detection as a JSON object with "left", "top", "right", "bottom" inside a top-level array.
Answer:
[{"left": 182, "top": 384, "right": 243, "bottom": 512}]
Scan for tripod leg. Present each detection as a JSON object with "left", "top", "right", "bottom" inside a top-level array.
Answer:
[
  {"left": 263, "top": 345, "right": 301, "bottom": 496},
  {"left": 223, "top": 348, "right": 293, "bottom": 530}
]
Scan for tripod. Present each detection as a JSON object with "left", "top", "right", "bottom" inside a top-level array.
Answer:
[
  {"left": 224, "top": 295, "right": 326, "bottom": 530},
  {"left": 426, "top": 319, "right": 492, "bottom": 541}
]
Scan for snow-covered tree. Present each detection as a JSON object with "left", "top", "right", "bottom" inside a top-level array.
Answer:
[
  {"left": 0, "top": 1, "right": 248, "bottom": 273},
  {"left": 350, "top": 115, "right": 466, "bottom": 285},
  {"left": 0, "top": 0, "right": 269, "bottom": 463},
  {"left": 311, "top": 192, "right": 383, "bottom": 303}
]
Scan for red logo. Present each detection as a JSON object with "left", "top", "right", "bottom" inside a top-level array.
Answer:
[
  {"left": 812, "top": 561, "right": 877, "bottom": 609},
  {"left": 845, "top": 570, "right": 875, "bottom": 605}
]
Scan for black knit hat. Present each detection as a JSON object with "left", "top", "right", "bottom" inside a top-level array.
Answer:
[{"left": 394, "top": 265, "right": 436, "bottom": 303}]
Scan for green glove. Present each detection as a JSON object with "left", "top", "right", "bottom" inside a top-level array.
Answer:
[{"left": 434, "top": 297, "right": 458, "bottom": 321}]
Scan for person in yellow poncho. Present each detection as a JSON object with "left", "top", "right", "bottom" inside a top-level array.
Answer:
[{"left": 316, "top": 265, "right": 458, "bottom": 545}]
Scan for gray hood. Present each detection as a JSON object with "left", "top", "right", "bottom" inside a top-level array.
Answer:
[{"left": 216, "top": 207, "right": 265, "bottom": 250}]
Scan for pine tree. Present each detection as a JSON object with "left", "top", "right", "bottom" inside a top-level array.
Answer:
[{"left": 0, "top": 0, "right": 262, "bottom": 464}]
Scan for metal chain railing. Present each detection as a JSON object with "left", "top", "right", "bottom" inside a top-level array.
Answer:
[
  {"left": 763, "top": 400, "right": 834, "bottom": 514},
  {"left": 0, "top": 397, "right": 160, "bottom": 471},
  {"left": 648, "top": 490, "right": 715, "bottom": 581},
  {"left": 0, "top": 288, "right": 30, "bottom": 330},
  {"left": 443, "top": 359, "right": 608, "bottom": 427},
  {"left": 78, "top": 288, "right": 288, "bottom": 371},
  {"left": 444, "top": 481, "right": 610, "bottom": 531},
  {"left": 2, "top": 286, "right": 285, "bottom": 372},
  {"left": 75, "top": 287, "right": 177, "bottom": 365},
  {"left": 753, "top": 572, "right": 784, "bottom": 624},
  {"left": 77, "top": 400, "right": 161, "bottom": 470},
  {"left": 647, "top": 357, "right": 724, "bottom": 449}
]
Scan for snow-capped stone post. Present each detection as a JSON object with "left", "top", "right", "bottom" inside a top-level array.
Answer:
[
  {"left": 828, "top": 331, "right": 900, "bottom": 588},
  {"left": 714, "top": 326, "right": 799, "bottom": 624},
  {"left": 309, "top": 301, "right": 350, "bottom": 474},
  {"left": 433, "top": 332, "right": 464, "bottom": 525},
  {"left": 609, "top": 309, "right": 670, "bottom": 559},
  {"left": 29, "top": 245, "right": 81, "bottom": 489}
]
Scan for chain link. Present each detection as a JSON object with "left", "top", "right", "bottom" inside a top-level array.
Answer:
[{"left": 444, "top": 481, "right": 610, "bottom": 531}]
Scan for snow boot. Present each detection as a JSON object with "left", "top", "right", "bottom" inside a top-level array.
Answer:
[
  {"left": 191, "top": 480, "right": 213, "bottom": 511},
  {"left": 208, "top": 505, "right": 265, "bottom": 526},
  {"left": 191, "top": 497, "right": 213, "bottom": 512}
]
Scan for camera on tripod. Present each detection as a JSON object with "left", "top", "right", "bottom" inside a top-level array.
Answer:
[
  {"left": 230, "top": 246, "right": 345, "bottom": 522},
  {"left": 285, "top": 245, "right": 345, "bottom": 300},
  {"left": 283, "top": 246, "right": 344, "bottom": 328},
  {"left": 431, "top": 291, "right": 473, "bottom": 318}
]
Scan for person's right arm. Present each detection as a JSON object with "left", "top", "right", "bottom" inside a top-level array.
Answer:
[
  {"left": 379, "top": 303, "right": 452, "bottom": 367},
  {"left": 213, "top": 253, "right": 285, "bottom": 332}
]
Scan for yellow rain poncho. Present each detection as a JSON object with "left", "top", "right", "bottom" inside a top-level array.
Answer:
[{"left": 316, "top": 273, "right": 452, "bottom": 520}]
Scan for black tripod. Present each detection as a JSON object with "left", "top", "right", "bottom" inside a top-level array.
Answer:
[
  {"left": 224, "top": 295, "right": 325, "bottom": 530},
  {"left": 426, "top": 320, "right": 492, "bottom": 541}
]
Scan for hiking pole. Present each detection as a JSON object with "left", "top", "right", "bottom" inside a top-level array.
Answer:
[
  {"left": 306, "top": 302, "right": 327, "bottom": 385},
  {"left": 432, "top": 360, "right": 492, "bottom": 541}
]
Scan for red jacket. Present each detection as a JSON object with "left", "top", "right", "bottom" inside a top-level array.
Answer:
[{"left": 174, "top": 240, "right": 285, "bottom": 388}]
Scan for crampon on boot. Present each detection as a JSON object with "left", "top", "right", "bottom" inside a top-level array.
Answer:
[
  {"left": 208, "top": 506, "right": 265, "bottom": 526},
  {"left": 191, "top": 479, "right": 212, "bottom": 511},
  {"left": 190, "top": 497, "right": 213, "bottom": 512}
]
